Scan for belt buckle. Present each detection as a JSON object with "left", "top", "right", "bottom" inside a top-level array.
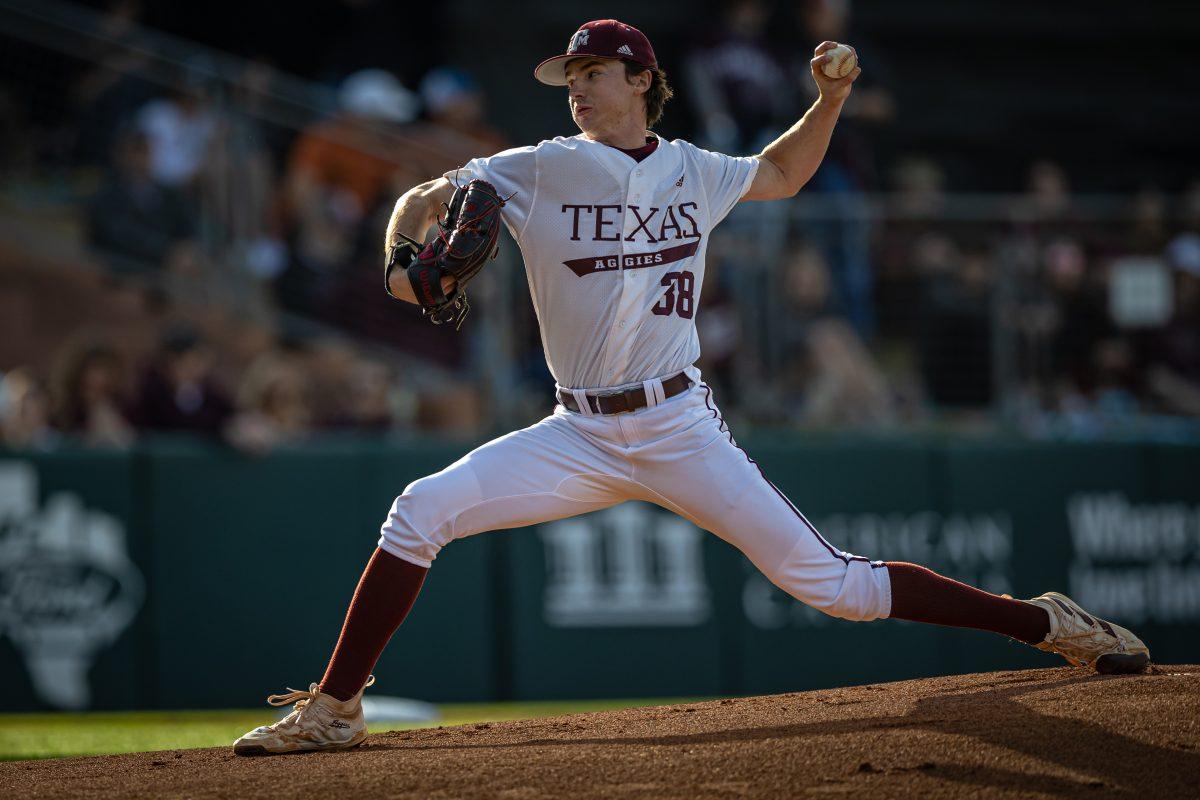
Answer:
[{"left": 594, "top": 385, "right": 640, "bottom": 414}]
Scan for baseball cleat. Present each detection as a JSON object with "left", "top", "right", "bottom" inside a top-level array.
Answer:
[
  {"left": 1026, "top": 592, "right": 1150, "bottom": 674},
  {"left": 233, "top": 676, "right": 375, "bottom": 756}
]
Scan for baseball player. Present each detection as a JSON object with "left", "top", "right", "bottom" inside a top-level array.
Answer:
[{"left": 234, "top": 20, "right": 1149, "bottom": 756}]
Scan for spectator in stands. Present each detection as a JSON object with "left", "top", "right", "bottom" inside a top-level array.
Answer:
[
  {"left": 228, "top": 351, "right": 314, "bottom": 449},
  {"left": 1091, "top": 337, "right": 1141, "bottom": 414},
  {"left": 873, "top": 157, "right": 946, "bottom": 340},
  {"left": 413, "top": 381, "right": 484, "bottom": 436},
  {"left": 915, "top": 240, "right": 994, "bottom": 409},
  {"left": 217, "top": 318, "right": 281, "bottom": 386},
  {"left": 49, "top": 337, "right": 135, "bottom": 448},
  {"left": 346, "top": 357, "right": 400, "bottom": 431},
  {"left": 135, "top": 60, "right": 218, "bottom": 190},
  {"left": 1147, "top": 237, "right": 1200, "bottom": 416},
  {"left": 281, "top": 338, "right": 411, "bottom": 433},
  {"left": 1025, "top": 160, "right": 1072, "bottom": 220},
  {"left": 281, "top": 69, "right": 420, "bottom": 314},
  {"left": 206, "top": 59, "right": 290, "bottom": 289},
  {"left": 890, "top": 157, "right": 946, "bottom": 218},
  {"left": 296, "top": 337, "right": 359, "bottom": 429},
  {"left": 1044, "top": 238, "right": 1111, "bottom": 401},
  {"left": 684, "top": 0, "right": 793, "bottom": 154},
  {"left": 87, "top": 127, "right": 199, "bottom": 277},
  {"left": 134, "top": 327, "right": 235, "bottom": 435},
  {"left": 1123, "top": 187, "right": 1170, "bottom": 256},
  {"left": 777, "top": 246, "right": 896, "bottom": 426},
  {"left": 0, "top": 368, "right": 58, "bottom": 450},
  {"left": 1015, "top": 160, "right": 1084, "bottom": 247},
  {"left": 419, "top": 67, "right": 508, "bottom": 169}
]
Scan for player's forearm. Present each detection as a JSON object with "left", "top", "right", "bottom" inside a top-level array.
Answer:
[
  {"left": 757, "top": 96, "right": 845, "bottom": 196},
  {"left": 384, "top": 179, "right": 449, "bottom": 303},
  {"left": 385, "top": 180, "right": 445, "bottom": 253}
]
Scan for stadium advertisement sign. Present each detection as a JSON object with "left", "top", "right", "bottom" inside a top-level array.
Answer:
[
  {"left": 1067, "top": 492, "right": 1200, "bottom": 624},
  {"left": 0, "top": 457, "right": 145, "bottom": 712},
  {"left": 0, "top": 440, "right": 1196, "bottom": 711}
]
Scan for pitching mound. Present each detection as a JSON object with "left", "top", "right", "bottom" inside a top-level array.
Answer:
[{"left": 4, "top": 666, "right": 1199, "bottom": 799}]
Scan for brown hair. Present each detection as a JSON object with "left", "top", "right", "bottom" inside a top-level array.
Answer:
[
  {"left": 623, "top": 61, "right": 674, "bottom": 128},
  {"left": 49, "top": 335, "right": 124, "bottom": 432}
]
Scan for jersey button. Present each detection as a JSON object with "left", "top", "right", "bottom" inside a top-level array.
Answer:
[
  {"left": 619, "top": 320, "right": 627, "bottom": 328},
  {"left": 635, "top": 169, "right": 643, "bottom": 177}
]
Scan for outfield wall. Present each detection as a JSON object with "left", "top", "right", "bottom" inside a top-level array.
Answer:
[{"left": 1, "top": 438, "right": 1197, "bottom": 711}]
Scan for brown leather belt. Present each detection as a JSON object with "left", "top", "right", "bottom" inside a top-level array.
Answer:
[{"left": 558, "top": 372, "right": 693, "bottom": 415}]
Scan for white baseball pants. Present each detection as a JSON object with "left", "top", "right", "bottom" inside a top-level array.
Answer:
[{"left": 379, "top": 378, "right": 892, "bottom": 622}]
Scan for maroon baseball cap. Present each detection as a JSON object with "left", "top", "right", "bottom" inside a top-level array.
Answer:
[{"left": 534, "top": 19, "right": 657, "bottom": 86}]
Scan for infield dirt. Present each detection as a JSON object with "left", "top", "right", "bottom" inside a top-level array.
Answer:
[{"left": 3, "top": 665, "right": 1198, "bottom": 799}]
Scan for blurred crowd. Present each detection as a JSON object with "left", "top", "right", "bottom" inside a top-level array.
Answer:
[
  {"left": 2, "top": 0, "right": 1199, "bottom": 451},
  {"left": 0, "top": 308, "right": 471, "bottom": 452},
  {"left": 2, "top": 0, "right": 507, "bottom": 450}
]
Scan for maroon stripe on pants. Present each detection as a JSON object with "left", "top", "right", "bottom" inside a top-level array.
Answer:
[{"left": 698, "top": 383, "right": 882, "bottom": 569}]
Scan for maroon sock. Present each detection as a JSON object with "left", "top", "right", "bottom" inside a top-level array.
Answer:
[
  {"left": 319, "top": 548, "right": 428, "bottom": 701},
  {"left": 886, "top": 562, "right": 1050, "bottom": 645}
]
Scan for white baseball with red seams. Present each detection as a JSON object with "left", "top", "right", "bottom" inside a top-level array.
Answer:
[
  {"left": 822, "top": 44, "right": 857, "bottom": 79},
  {"left": 377, "top": 133, "right": 893, "bottom": 623}
]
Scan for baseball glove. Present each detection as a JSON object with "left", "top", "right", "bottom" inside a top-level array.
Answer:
[{"left": 385, "top": 179, "right": 505, "bottom": 329}]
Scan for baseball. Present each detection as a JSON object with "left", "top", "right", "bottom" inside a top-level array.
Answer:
[{"left": 822, "top": 44, "right": 857, "bottom": 79}]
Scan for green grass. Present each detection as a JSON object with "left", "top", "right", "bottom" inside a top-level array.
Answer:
[{"left": 0, "top": 698, "right": 686, "bottom": 761}]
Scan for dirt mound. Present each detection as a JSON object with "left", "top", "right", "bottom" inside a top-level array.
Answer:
[{"left": 4, "top": 666, "right": 1199, "bottom": 799}]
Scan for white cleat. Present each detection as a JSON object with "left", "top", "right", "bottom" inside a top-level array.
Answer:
[
  {"left": 233, "top": 676, "right": 375, "bottom": 756},
  {"left": 1026, "top": 592, "right": 1150, "bottom": 674}
]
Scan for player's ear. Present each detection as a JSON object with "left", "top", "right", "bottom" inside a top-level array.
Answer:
[{"left": 634, "top": 69, "right": 651, "bottom": 96}]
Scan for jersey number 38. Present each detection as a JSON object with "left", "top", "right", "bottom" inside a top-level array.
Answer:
[{"left": 651, "top": 271, "right": 695, "bottom": 319}]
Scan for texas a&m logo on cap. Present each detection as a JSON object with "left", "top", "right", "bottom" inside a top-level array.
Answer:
[{"left": 568, "top": 28, "right": 589, "bottom": 52}]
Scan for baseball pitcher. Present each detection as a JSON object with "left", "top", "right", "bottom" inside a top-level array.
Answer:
[{"left": 234, "top": 20, "right": 1149, "bottom": 756}]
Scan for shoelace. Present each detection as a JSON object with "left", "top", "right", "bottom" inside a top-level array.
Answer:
[
  {"left": 265, "top": 675, "right": 376, "bottom": 718},
  {"left": 267, "top": 683, "right": 320, "bottom": 711}
]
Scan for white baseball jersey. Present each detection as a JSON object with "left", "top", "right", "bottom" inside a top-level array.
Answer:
[
  {"left": 445, "top": 134, "right": 758, "bottom": 391},
  {"left": 377, "top": 131, "right": 894, "bottom": 629}
]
